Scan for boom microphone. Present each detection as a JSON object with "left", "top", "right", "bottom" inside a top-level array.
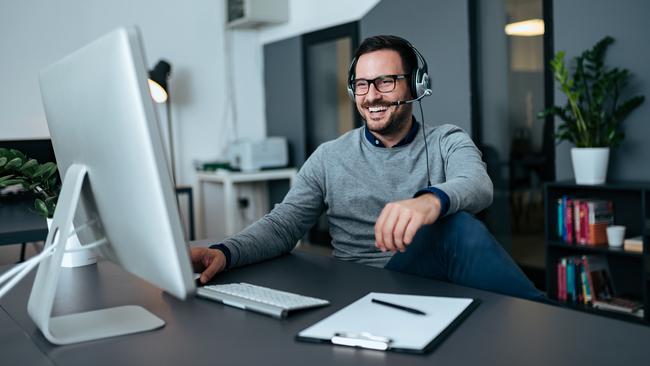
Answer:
[{"left": 388, "top": 89, "right": 433, "bottom": 106}]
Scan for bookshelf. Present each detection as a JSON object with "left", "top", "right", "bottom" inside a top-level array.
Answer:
[{"left": 545, "top": 181, "right": 650, "bottom": 323}]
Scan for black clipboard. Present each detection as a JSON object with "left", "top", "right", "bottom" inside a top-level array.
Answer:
[{"left": 296, "top": 292, "right": 480, "bottom": 354}]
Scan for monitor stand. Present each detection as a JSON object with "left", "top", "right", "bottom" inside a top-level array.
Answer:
[{"left": 27, "top": 164, "right": 165, "bottom": 345}]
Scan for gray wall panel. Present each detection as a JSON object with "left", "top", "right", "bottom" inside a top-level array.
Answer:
[
  {"left": 264, "top": 36, "right": 306, "bottom": 167},
  {"left": 264, "top": 36, "right": 305, "bottom": 205}
]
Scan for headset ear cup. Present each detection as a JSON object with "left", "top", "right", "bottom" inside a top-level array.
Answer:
[
  {"left": 411, "top": 68, "right": 419, "bottom": 98},
  {"left": 347, "top": 56, "right": 357, "bottom": 101},
  {"left": 347, "top": 84, "right": 355, "bottom": 101},
  {"left": 417, "top": 71, "right": 430, "bottom": 97}
]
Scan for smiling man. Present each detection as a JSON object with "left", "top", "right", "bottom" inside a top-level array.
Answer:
[{"left": 192, "top": 35, "right": 544, "bottom": 301}]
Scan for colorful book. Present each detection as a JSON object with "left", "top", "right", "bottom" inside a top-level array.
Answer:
[{"left": 557, "top": 198, "right": 564, "bottom": 238}]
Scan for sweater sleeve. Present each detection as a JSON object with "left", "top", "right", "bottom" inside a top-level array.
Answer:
[
  {"left": 220, "top": 146, "right": 327, "bottom": 268},
  {"left": 430, "top": 125, "right": 493, "bottom": 215}
]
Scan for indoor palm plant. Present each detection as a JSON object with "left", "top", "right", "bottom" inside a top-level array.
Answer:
[{"left": 540, "top": 36, "right": 645, "bottom": 184}]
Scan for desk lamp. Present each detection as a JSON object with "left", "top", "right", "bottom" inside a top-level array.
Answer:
[{"left": 148, "top": 60, "right": 175, "bottom": 184}]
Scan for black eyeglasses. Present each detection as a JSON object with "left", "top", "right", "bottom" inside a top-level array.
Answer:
[{"left": 351, "top": 74, "right": 408, "bottom": 96}]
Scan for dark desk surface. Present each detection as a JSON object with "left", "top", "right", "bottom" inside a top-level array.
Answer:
[
  {"left": 0, "top": 199, "right": 48, "bottom": 245},
  {"left": 2, "top": 249, "right": 650, "bottom": 366}
]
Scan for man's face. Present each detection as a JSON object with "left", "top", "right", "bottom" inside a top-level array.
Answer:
[{"left": 353, "top": 49, "right": 413, "bottom": 136}]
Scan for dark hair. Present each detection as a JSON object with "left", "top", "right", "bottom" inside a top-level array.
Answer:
[{"left": 351, "top": 35, "right": 418, "bottom": 77}]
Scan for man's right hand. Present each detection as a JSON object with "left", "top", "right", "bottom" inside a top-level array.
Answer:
[{"left": 190, "top": 247, "right": 227, "bottom": 284}]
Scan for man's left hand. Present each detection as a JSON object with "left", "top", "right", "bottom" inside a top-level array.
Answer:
[{"left": 374, "top": 193, "right": 441, "bottom": 253}]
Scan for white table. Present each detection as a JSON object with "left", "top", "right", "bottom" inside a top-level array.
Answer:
[{"left": 195, "top": 168, "right": 297, "bottom": 239}]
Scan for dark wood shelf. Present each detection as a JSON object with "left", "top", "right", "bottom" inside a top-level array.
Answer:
[
  {"left": 547, "top": 240, "right": 643, "bottom": 258},
  {"left": 552, "top": 300, "right": 646, "bottom": 325},
  {"left": 549, "top": 180, "right": 650, "bottom": 191},
  {"left": 545, "top": 182, "right": 650, "bottom": 323}
]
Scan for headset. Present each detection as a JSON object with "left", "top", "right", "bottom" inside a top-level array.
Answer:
[
  {"left": 346, "top": 40, "right": 432, "bottom": 104},
  {"left": 346, "top": 38, "right": 434, "bottom": 187}
]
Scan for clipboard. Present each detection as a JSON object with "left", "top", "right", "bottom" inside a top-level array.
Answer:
[{"left": 296, "top": 292, "right": 479, "bottom": 354}]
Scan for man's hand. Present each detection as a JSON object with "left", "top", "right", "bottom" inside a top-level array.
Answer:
[
  {"left": 374, "top": 193, "right": 441, "bottom": 253},
  {"left": 190, "top": 247, "right": 227, "bottom": 284}
]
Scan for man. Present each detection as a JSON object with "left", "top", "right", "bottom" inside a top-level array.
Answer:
[{"left": 192, "top": 35, "right": 543, "bottom": 300}]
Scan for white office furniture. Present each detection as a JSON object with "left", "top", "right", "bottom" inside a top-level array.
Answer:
[{"left": 195, "top": 168, "right": 297, "bottom": 239}]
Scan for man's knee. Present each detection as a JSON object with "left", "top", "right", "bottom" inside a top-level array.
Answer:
[{"left": 438, "top": 211, "right": 496, "bottom": 254}]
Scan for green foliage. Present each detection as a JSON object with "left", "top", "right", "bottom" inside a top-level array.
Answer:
[
  {"left": 539, "top": 36, "right": 645, "bottom": 148},
  {"left": 0, "top": 148, "right": 60, "bottom": 218}
]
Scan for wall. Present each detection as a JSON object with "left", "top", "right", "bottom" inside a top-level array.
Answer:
[
  {"left": 0, "top": 0, "right": 268, "bottom": 186},
  {"left": 554, "top": 0, "right": 650, "bottom": 181},
  {"left": 360, "top": 0, "right": 472, "bottom": 133},
  {"left": 259, "top": 0, "right": 379, "bottom": 45}
]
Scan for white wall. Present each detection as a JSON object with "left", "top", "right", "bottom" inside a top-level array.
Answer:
[
  {"left": 259, "top": 0, "right": 379, "bottom": 45},
  {"left": 0, "top": 0, "right": 265, "bottom": 186}
]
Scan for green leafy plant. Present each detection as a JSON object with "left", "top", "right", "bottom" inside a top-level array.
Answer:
[
  {"left": 0, "top": 148, "right": 60, "bottom": 218},
  {"left": 540, "top": 36, "right": 645, "bottom": 147}
]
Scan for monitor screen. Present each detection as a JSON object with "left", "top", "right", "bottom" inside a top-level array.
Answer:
[{"left": 29, "top": 27, "right": 195, "bottom": 344}]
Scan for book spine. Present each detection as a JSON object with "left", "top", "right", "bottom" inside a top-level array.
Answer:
[
  {"left": 561, "top": 196, "right": 568, "bottom": 242},
  {"left": 576, "top": 259, "right": 583, "bottom": 304},
  {"left": 560, "top": 259, "right": 567, "bottom": 301},
  {"left": 581, "top": 202, "right": 589, "bottom": 245},
  {"left": 574, "top": 200, "right": 582, "bottom": 245},
  {"left": 557, "top": 262, "right": 563, "bottom": 301},
  {"left": 566, "top": 198, "right": 574, "bottom": 244},
  {"left": 580, "top": 259, "right": 590, "bottom": 304},
  {"left": 583, "top": 255, "right": 596, "bottom": 304},
  {"left": 567, "top": 259, "right": 575, "bottom": 302},
  {"left": 557, "top": 198, "right": 564, "bottom": 238}
]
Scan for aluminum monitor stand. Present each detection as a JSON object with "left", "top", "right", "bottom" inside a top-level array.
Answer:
[{"left": 27, "top": 164, "right": 165, "bottom": 345}]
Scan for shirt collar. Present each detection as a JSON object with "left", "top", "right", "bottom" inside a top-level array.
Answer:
[{"left": 364, "top": 116, "right": 420, "bottom": 148}]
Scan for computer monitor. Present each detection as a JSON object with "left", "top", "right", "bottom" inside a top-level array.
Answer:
[{"left": 28, "top": 27, "right": 195, "bottom": 345}]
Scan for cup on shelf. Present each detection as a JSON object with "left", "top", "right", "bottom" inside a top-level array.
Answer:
[{"left": 606, "top": 225, "right": 626, "bottom": 247}]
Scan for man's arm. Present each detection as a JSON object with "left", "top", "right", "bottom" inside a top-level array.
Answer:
[
  {"left": 192, "top": 146, "right": 327, "bottom": 282},
  {"left": 430, "top": 125, "right": 493, "bottom": 215},
  {"left": 374, "top": 125, "right": 492, "bottom": 253}
]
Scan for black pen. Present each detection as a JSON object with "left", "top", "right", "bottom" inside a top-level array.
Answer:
[{"left": 371, "top": 298, "right": 427, "bottom": 316}]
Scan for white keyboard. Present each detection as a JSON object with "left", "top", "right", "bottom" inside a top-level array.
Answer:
[{"left": 196, "top": 283, "right": 329, "bottom": 318}]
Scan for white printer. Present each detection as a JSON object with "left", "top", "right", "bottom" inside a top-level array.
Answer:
[{"left": 227, "top": 137, "right": 289, "bottom": 172}]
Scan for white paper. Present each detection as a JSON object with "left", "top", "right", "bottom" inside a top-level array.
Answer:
[{"left": 298, "top": 292, "right": 474, "bottom": 350}]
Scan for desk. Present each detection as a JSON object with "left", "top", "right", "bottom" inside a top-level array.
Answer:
[
  {"left": 195, "top": 168, "right": 297, "bottom": 238},
  {"left": 0, "top": 199, "right": 48, "bottom": 261},
  {"left": 0, "top": 188, "right": 194, "bottom": 260},
  {"left": 2, "top": 247, "right": 650, "bottom": 365}
]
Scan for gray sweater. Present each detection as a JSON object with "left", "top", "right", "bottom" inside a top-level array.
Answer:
[{"left": 221, "top": 122, "right": 493, "bottom": 268}]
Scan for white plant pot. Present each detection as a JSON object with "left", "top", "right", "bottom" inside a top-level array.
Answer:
[
  {"left": 570, "top": 147, "right": 609, "bottom": 185},
  {"left": 46, "top": 218, "right": 98, "bottom": 267}
]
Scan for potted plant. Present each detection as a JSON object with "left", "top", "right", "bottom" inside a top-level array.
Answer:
[
  {"left": 0, "top": 148, "right": 96, "bottom": 267},
  {"left": 0, "top": 148, "right": 59, "bottom": 216},
  {"left": 540, "top": 36, "right": 645, "bottom": 185}
]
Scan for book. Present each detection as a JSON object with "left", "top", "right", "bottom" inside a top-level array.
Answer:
[
  {"left": 564, "top": 198, "right": 573, "bottom": 244},
  {"left": 586, "top": 200, "right": 613, "bottom": 245},
  {"left": 585, "top": 256, "right": 614, "bottom": 302},
  {"left": 559, "top": 197, "right": 613, "bottom": 245},
  {"left": 623, "top": 236, "right": 643, "bottom": 253},
  {"left": 592, "top": 297, "right": 644, "bottom": 318},
  {"left": 557, "top": 198, "right": 563, "bottom": 238}
]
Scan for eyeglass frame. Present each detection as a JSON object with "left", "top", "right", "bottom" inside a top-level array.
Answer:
[{"left": 351, "top": 74, "right": 409, "bottom": 96}]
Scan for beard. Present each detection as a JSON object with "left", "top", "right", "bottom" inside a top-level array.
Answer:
[{"left": 358, "top": 101, "right": 412, "bottom": 136}]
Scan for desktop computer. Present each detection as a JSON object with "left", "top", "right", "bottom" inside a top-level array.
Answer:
[{"left": 28, "top": 27, "right": 195, "bottom": 345}]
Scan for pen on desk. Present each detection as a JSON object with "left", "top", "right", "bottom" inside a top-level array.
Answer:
[{"left": 371, "top": 298, "right": 427, "bottom": 316}]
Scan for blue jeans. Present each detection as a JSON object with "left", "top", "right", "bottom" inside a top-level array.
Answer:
[{"left": 385, "top": 211, "right": 545, "bottom": 301}]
